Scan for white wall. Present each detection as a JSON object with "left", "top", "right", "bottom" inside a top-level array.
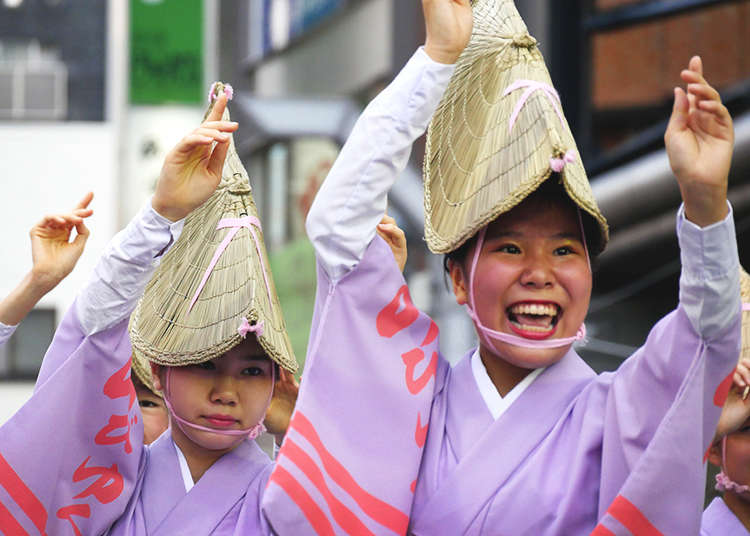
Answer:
[{"left": 0, "top": 123, "right": 119, "bottom": 320}]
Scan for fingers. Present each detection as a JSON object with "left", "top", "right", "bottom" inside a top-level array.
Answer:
[
  {"left": 735, "top": 359, "right": 750, "bottom": 389},
  {"left": 207, "top": 138, "right": 230, "bottom": 178},
  {"left": 174, "top": 122, "right": 237, "bottom": 156},
  {"left": 200, "top": 120, "right": 239, "bottom": 132},
  {"left": 71, "top": 221, "right": 90, "bottom": 249},
  {"left": 38, "top": 213, "right": 85, "bottom": 230},
  {"left": 665, "top": 87, "right": 689, "bottom": 137},
  {"left": 689, "top": 55, "right": 703, "bottom": 77},
  {"left": 206, "top": 92, "right": 228, "bottom": 123},
  {"left": 74, "top": 191, "right": 94, "bottom": 211}
]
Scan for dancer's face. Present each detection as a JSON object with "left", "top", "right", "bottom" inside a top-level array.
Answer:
[
  {"left": 152, "top": 337, "right": 274, "bottom": 452},
  {"left": 450, "top": 194, "right": 592, "bottom": 369},
  {"left": 134, "top": 382, "right": 168, "bottom": 445}
]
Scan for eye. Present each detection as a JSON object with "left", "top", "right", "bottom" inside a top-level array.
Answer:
[
  {"left": 554, "top": 245, "right": 574, "bottom": 256},
  {"left": 242, "top": 366, "right": 265, "bottom": 377},
  {"left": 195, "top": 361, "right": 216, "bottom": 371},
  {"left": 139, "top": 399, "right": 158, "bottom": 408},
  {"left": 496, "top": 244, "right": 521, "bottom": 254}
]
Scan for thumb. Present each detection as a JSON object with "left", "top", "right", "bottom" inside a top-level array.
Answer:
[
  {"left": 72, "top": 221, "right": 90, "bottom": 248},
  {"left": 666, "top": 87, "right": 689, "bottom": 135}
]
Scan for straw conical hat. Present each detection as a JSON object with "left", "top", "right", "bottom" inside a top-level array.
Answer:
[
  {"left": 129, "top": 83, "right": 298, "bottom": 374},
  {"left": 424, "top": 0, "right": 608, "bottom": 254}
]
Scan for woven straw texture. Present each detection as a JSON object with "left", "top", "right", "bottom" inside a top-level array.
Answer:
[
  {"left": 424, "top": 0, "right": 609, "bottom": 254},
  {"left": 129, "top": 83, "right": 298, "bottom": 374},
  {"left": 131, "top": 350, "right": 160, "bottom": 397}
]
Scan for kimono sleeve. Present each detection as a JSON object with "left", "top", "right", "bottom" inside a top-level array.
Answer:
[
  {"left": 0, "top": 302, "right": 144, "bottom": 535},
  {"left": 262, "top": 236, "right": 448, "bottom": 536},
  {"left": 592, "top": 209, "right": 741, "bottom": 534}
]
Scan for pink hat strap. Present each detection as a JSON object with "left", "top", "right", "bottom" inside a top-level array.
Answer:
[
  {"left": 188, "top": 215, "right": 273, "bottom": 314},
  {"left": 503, "top": 80, "right": 565, "bottom": 134},
  {"left": 163, "top": 364, "right": 275, "bottom": 441}
]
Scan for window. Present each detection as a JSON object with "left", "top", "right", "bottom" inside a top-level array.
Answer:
[{"left": 0, "top": 309, "right": 56, "bottom": 380}]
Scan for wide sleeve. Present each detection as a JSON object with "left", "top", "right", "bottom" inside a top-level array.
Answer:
[
  {"left": 0, "top": 202, "right": 180, "bottom": 535},
  {"left": 592, "top": 205, "right": 741, "bottom": 535},
  {"left": 262, "top": 236, "right": 448, "bottom": 535}
]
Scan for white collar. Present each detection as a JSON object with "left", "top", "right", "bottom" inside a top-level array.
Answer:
[
  {"left": 470, "top": 349, "right": 544, "bottom": 420},
  {"left": 172, "top": 437, "right": 195, "bottom": 492}
]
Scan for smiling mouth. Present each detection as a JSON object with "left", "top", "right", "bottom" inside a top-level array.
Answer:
[{"left": 507, "top": 302, "right": 560, "bottom": 338}]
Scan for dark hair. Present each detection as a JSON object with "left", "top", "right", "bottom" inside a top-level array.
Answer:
[{"left": 442, "top": 177, "right": 602, "bottom": 277}]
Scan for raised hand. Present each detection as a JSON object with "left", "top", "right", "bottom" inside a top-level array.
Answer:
[
  {"left": 30, "top": 191, "right": 94, "bottom": 292},
  {"left": 264, "top": 368, "right": 300, "bottom": 445},
  {"left": 0, "top": 192, "right": 94, "bottom": 327},
  {"left": 152, "top": 92, "right": 239, "bottom": 222},
  {"left": 422, "top": 0, "right": 473, "bottom": 65},
  {"left": 665, "top": 56, "right": 734, "bottom": 227},
  {"left": 377, "top": 214, "right": 408, "bottom": 272}
]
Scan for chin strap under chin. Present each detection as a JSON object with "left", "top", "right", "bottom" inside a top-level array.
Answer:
[
  {"left": 162, "top": 364, "right": 275, "bottom": 441},
  {"left": 464, "top": 210, "right": 591, "bottom": 352}
]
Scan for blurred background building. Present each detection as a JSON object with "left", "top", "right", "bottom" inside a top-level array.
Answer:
[{"left": 0, "top": 1, "right": 749, "bottom": 467}]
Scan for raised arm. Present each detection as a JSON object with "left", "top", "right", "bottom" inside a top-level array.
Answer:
[
  {"left": 75, "top": 94, "right": 238, "bottom": 336},
  {"left": 666, "top": 56, "right": 739, "bottom": 338},
  {"left": 305, "top": 0, "right": 470, "bottom": 282},
  {"left": 0, "top": 193, "right": 93, "bottom": 344}
]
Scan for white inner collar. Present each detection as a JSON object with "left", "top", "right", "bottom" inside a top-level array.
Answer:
[
  {"left": 470, "top": 349, "right": 544, "bottom": 420},
  {"left": 172, "top": 438, "right": 195, "bottom": 492}
]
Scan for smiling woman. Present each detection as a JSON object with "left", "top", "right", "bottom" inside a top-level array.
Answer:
[{"left": 261, "top": 0, "right": 743, "bottom": 534}]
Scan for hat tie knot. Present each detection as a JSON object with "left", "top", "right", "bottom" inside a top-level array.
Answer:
[
  {"left": 208, "top": 82, "right": 234, "bottom": 103},
  {"left": 511, "top": 33, "right": 537, "bottom": 49},
  {"left": 550, "top": 150, "right": 578, "bottom": 173},
  {"left": 238, "top": 317, "right": 265, "bottom": 339}
]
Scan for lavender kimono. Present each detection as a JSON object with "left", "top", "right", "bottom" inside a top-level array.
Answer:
[
  {"left": 261, "top": 48, "right": 742, "bottom": 534},
  {"left": 701, "top": 497, "right": 748, "bottom": 535},
  {"left": 0, "top": 302, "right": 277, "bottom": 535},
  {"left": 262, "top": 234, "right": 739, "bottom": 535},
  {"left": 0, "top": 203, "right": 281, "bottom": 535}
]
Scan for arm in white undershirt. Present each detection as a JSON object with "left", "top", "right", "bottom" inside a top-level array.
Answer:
[
  {"left": 676, "top": 202, "right": 740, "bottom": 340},
  {"left": 75, "top": 201, "right": 184, "bottom": 336},
  {"left": 305, "top": 48, "right": 455, "bottom": 283}
]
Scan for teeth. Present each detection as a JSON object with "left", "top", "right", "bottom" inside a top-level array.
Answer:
[
  {"left": 510, "top": 323, "right": 554, "bottom": 333},
  {"left": 510, "top": 303, "right": 558, "bottom": 317}
]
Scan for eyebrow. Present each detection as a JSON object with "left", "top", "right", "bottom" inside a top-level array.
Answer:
[
  {"left": 488, "top": 231, "right": 582, "bottom": 241},
  {"left": 239, "top": 355, "right": 270, "bottom": 362}
]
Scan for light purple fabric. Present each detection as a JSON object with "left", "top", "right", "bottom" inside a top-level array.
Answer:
[
  {"left": 263, "top": 235, "right": 741, "bottom": 535},
  {"left": 701, "top": 497, "right": 748, "bottom": 535},
  {"left": 108, "top": 430, "right": 273, "bottom": 535},
  {"left": 0, "top": 304, "right": 276, "bottom": 535},
  {"left": 0, "top": 304, "right": 141, "bottom": 535}
]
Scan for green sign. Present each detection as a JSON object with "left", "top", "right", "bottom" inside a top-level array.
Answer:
[{"left": 130, "top": 0, "right": 203, "bottom": 104}]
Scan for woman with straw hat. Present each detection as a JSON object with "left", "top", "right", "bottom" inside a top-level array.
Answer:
[
  {"left": 703, "top": 269, "right": 750, "bottom": 535},
  {"left": 0, "top": 84, "right": 303, "bottom": 534},
  {"left": 261, "top": 0, "right": 741, "bottom": 534}
]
